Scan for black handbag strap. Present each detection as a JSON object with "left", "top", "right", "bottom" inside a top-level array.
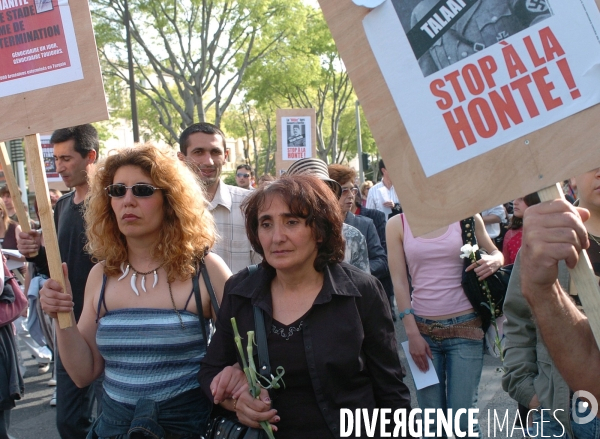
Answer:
[
  {"left": 192, "top": 263, "right": 209, "bottom": 350},
  {"left": 460, "top": 216, "right": 481, "bottom": 261},
  {"left": 246, "top": 264, "right": 271, "bottom": 379},
  {"left": 202, "top": 263, "right": 220, "bottom": 316},
  {"left": 194, "top": 258, "right": 220, "bottom": 349}
]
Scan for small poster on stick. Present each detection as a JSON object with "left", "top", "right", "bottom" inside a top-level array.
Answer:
[
  {"left": 283, "top": 117, "right": 312, "bottom": 160},
  {"left": 40, "top": 134, "right": 60, "bottom": 182},
  {"left": 276, "top": 109, "right": 317, "bottom": 176},
  {"left": 363, "top": 0, "right": 600, "bottom": 177},
  {"left": 0, "top": 0, "right": 83, "bottom": 98}
]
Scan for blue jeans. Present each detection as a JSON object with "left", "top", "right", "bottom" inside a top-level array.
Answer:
[
  {"left": 529, "top": 399, "right": 600, "bottom": 439},
  {"left": 415, "top": 313, "right": 484, "bottom": 439}
]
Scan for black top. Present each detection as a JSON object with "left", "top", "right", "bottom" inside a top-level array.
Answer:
[
  {"left": 268, "top": 315, "right": 332, "bottom": 438},
  {"left": 199, "top": 263, "right": 412, "bottom": 438},
  {"left": 589, "top": 234, "right": 600, "bottom": 279},
  {"left": 26, "top": 192, "right": 94, "bottom": 321}
]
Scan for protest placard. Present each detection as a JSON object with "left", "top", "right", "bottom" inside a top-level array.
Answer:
[
  {"left": 0, "top": 0, "right": 107, "bottom": 139},
  {"left": 276, "top": 109, "right": 317, "bottom": 175},
  {"left": 319, "top": 0, "right": 600, "bottom": 345},
  {"left": 319, "top": 0, "right": 600, "bottom": 235},
  {"left": 0, "top": 0, "right": 108, "bottom": 328}
]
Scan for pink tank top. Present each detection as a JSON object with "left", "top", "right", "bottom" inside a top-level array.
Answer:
[{"left": 402, "top": 215, "right": 473, "bottom": 317}]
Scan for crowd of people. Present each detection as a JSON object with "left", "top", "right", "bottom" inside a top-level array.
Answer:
[{"left": 0, "top": 121, "right": 597, "bottom": 439}]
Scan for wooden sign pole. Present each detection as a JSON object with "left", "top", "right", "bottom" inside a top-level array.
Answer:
[
  {"left": 0, "top": 142, "right": 36, "bottom": 256},
  {"left": 23, "top": 134, "right": 73, "bottom": 329},
  {"left": 537, "top": 183, "right": 600, "bottom": 347}
]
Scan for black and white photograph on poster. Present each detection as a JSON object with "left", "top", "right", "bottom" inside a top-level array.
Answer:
[
  {"left": 392, "top": 0, "right": 553, "bottom": 77},
  {"left": 283, "top": 117, "right": 312, "bottom": 160}
]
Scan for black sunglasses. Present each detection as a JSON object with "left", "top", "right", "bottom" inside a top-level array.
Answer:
[
  {"left": 236, "top": 173, "right": 250, "bottom": 178},
  {"left": 105, "top": 183, "right": 163, "bottom": 198}
]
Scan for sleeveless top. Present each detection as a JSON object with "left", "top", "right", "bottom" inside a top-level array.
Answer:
[
  {"left": 402, "top": 215, "right": 473, "bottom": 316},
  {"left": 95, "top": 276, "right": 205, "bottom": 407}
]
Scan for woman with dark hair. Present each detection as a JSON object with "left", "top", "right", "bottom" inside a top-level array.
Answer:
[
  {"left": 502, "top": 193, "right": 541, "bottom": 265},
  {"left": 199, "top": 175, "right": 412, "bottom": 438},
  {"left": 39, "top": 144, "right": 231, "bottom": 438}
]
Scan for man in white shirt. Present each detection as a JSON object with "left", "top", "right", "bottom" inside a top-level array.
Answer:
[
  {"left": 178, "top": 123, "right": 259, "bottom": 274},
  {"left": 481, "top": 204, "right": 507, "bottom": 239},
  {"left": 366, "top": 160, "right": 400, "bottom": 220}
]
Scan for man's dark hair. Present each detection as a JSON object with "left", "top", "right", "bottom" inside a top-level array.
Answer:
[
  {"left": 50, "top": 124, "right": 99, "bottom": 161},
  {"left": 179, "top": 122, "right": 226, "bottom": 155},
  {"left": 378, "top": 159, "right": 386, "bottom": 173},
  {"left": 236, "top": 164, "right": 252, "bottom": 175}
]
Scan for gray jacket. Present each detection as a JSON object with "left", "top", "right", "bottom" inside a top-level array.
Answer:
[
  {"left": 344, "top": 212, "right": 389, "bottom": 280},
  {"left": 501, "top": 254, "right": 573, "bottom": 438}
]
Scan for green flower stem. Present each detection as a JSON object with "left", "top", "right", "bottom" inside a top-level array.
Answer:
[{"left": 230, "top": 318, "right": 279, "bottom": 439}]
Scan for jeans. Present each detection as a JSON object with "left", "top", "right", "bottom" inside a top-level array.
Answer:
[
  {"left": 529, "top": 399, "right": 600, "bottom": 439},
  {"left": 56, "top": 350, "right": 104, "bottom": 439},
  {"left": 88, "top": 387, "right": 209, "bottom": 439},
  {"left": 414, "top": 313, "right": 484, "bottom": 439}
]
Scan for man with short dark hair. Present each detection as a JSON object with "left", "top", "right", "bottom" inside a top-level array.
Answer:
[
  {"left": 17, "top": 124, "right": 102, "bottom": 439},
  {"left": 235, "top": 164, "right": 253, "bottom": 190},
  {"left": 366, "top": 160, "right": 400, "bottom": 220},
  {"left": 178, "top": 123, "right": 258, "bottom": 273}
]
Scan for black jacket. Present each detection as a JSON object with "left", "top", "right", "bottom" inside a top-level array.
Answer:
[{"left": 199, "top": 263, "right": 412, "bottom": 437}]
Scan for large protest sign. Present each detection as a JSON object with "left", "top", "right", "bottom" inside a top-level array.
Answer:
[
  {"left": 0, "top": 0, "right": 107, "bottom": 139},
  {"left": 276, "top": 109, "right": 317, "bottom": 175},
  {"left": 0, "top": 0, "right": 108, "bottom": 328},
  {"left": 0, "top": 0, "right": 82, "bottom": 97},
  {"left": 319, "top": 0, "right": 600, "bottom": 236},
  {"left": 319, "top": 0, "right": 600, "bottom": 346},
  {"left": 364, "top": 0, "right": 600, "bottom": 177}
]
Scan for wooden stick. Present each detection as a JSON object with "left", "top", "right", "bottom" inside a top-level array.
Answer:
[
  {"left": 537, "top": 183, "right": 600, "bottom": 347},
  {"left": 0, "top": 142, "right": 37, "bottom": 256},
  {"left": 23, "top": 134, "right": 73, "bottom": 329}
]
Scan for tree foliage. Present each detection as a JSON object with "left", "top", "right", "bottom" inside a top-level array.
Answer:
[
  {"left": 92, "top": 0, "right": 309, "bottom": 145},
  {"left": 240, "top": 11, "right": 357, "bottom": 164}
]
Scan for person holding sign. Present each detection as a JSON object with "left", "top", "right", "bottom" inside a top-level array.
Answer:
[
  {"left": 39, "top": 145, "right": 231, "bottom": 438},
  {"left": 503, "top": 167, "right": 600, "bottom": 433},
  {"left": 387, "top": 212, "right": 503, "bottom": 438},
  {"left": 17, "top": 124, "right": 101, "bottom": 439}
]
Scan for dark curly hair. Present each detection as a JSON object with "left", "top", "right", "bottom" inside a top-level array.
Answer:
[{"left": 241, "top": 175, "right": 345, "bottom": 272}]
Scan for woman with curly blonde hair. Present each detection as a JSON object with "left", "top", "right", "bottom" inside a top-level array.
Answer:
[{"left": 40, "top": 144, "right": 231, "bottom": 439}]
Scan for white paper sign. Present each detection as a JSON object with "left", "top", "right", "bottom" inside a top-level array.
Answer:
[
  {"left": 282, "top": 116, "right": 312, "bottom": 161},
  {"left": 364, "top": 0, "right": 600, "bottom": 176},
  {"left": 401, "top": 340, "right": 439, "bottom": 390},
  {"left": 0, "top": 0, "right": 83, "bottom": 98}
]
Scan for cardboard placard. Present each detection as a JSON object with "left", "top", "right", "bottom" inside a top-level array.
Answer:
[
  {"left": 319, "top": 0, "right": 600, "bottom": 236},
  {"left": 276, "top": 109, "right": 317, "bottom": 175},
  {"left": 0, "top": 0, "right": 108, "bottom": 139}
]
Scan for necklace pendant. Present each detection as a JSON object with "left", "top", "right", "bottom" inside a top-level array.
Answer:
[
  {"left": 131, "top": 272, "right": 139, "bottom": 296},
  {"left": 153, "top": 270, "right": 158, "bottom": 288},
  {"left": 141, "top": 275, "right": 147, "bottom": 293},
  {"left": 118, "top": 263, "right": 130, "bottom": 281}
]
